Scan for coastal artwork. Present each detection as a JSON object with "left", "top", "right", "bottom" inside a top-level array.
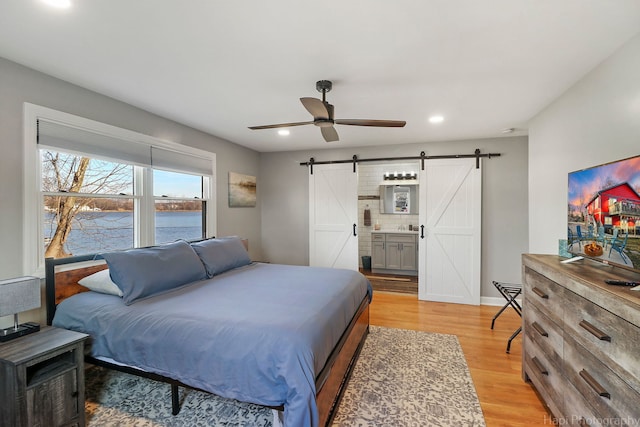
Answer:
[{"left": 229, "top": 172, "right": 256, "bottom": 207}]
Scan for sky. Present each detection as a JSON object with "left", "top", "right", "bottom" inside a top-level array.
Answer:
[
  {"left": 154, "top": 169, "right": 201, "bottom": 198},
  {"left": 43, "top": 150, "right": 203, "bottom": 199},
  {"left": 568, "top": 155, "right": 640, "bottom": 213}
]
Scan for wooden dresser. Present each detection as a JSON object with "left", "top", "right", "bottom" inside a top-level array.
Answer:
[{"left": 522, "top": 254, "right": 640, "bottom": 425}]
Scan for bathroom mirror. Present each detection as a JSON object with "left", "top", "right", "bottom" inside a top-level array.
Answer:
[{"left": 380, "top": 184, "right": 419, "bottom": 214}]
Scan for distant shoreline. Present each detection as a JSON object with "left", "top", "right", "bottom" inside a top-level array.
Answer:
[{"left": 46, "top": 209, "right": 202, "bottom": 213}]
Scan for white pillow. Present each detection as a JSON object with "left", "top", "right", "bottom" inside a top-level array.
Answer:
[{"left": 78, "top": 269, "right": 123, "bottom": 297}]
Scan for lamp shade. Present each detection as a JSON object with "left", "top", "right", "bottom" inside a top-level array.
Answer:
[{"left": 0, "top": 276, "right": 41, "bottom": 317}]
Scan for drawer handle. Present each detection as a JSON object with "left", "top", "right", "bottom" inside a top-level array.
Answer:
[
  {"left": 531, "top": 356, "right": 548, "bottom": 376},
  {"left": 531, "top": 321, "right": 548, "bottom": 337},
  {"left": 532, "top": 287, "right": 548, "bottom": 299},
  {"left": 579, "top": 320, "right": 611, "bottom": 342},
  {"left": 579, "top": 369, "right": 610, "bottom": 399}
]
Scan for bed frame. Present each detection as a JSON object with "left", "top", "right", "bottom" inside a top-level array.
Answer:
[{"left": 45, "top": 254, "right": 370, "bottom": 426}]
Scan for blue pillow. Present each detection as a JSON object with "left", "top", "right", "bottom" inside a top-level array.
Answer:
[
  {"left": 191, "top": 237, "right": 251, "bottom": 278},
  {"left": 102, "top": 240, "right": 207, "bottom": 305}
]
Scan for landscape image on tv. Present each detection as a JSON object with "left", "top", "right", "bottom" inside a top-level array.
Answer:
[{"left": 567, "top": 154, "right": 640, "bottom": 271}]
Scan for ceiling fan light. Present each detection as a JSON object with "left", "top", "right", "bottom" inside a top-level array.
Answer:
[
  {"left": 250, "top": 80, "right": 406, "bottom": 143},
  {"left": 41, "top": 0, "right": 72, "bottom": 8},
  {"left": 315, "top": 119, "right": 334, "bottom": 128}
]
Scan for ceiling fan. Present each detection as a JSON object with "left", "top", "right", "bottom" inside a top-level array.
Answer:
[{"left": 248, "top": 80, "right": 406, "bottom": 142}]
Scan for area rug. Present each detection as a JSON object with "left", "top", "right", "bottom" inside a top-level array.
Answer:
[{"left": 84, "top": 326, "right": 485, "bottom": 426}]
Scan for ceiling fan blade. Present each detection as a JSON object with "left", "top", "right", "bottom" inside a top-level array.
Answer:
[
  {"left": 248, "top": 121, "right": 313, "bottom": 130},
  {"left": 300, "top": 97, "right": 329, "bottom": 118},
  {"left": 335, "top": 119, "right": 406, "bottom": 127},
  {"left": 321, "top": 126, "right": 339, "bottom": 142}
]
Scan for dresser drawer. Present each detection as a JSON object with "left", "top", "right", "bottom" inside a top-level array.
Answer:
[
  {"left": 524, "top": 267, "right": 564, "bottom": 326},
  {"left": 563, "top": 289, "right": 640, "bottom": 393},
  {"left": 564, "top": 334, "right": 640, "bottom": 421},
  {"left": 523, "top": 338, "right": 565, "bottom": 418},
  {"left": 563, "top": 382, "right": 605, "bottom": 427},
  {"left": 523, "top": 301, "right": 563, "bottom": 369}
]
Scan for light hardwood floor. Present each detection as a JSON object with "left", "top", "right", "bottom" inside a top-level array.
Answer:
[{"left": 369, "top": 291, "right": 552, "bottom": 427}]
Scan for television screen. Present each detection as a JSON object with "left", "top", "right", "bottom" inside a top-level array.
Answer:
[{"left": 567, "top": 154, "right": 640, "bottom": 272}]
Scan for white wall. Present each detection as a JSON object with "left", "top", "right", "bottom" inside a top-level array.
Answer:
[
  {"left": 528, "top": 33, "right": 640, "bottom": 254},
  {"left": 0, "top": 57, "right": 262, "bottom": 327},
  {"left": 260, "top": 136, "right": 529, "bottom": 299}
]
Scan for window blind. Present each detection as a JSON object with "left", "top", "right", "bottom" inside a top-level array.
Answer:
[
  {"left": 38, "top": 119, "right": 213, "bottom": 176},
  {"left": 151, "top": 146, "right": 213, "bottom": 176}
]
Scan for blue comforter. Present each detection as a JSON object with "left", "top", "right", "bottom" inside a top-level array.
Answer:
[{"left": 53, "top": 262, "right": 372, "bottom": 427}]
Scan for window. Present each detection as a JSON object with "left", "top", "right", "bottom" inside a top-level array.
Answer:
[
  {"left": 153, "top": 169, "right": 205, "bottom": 244},
  {"left": 42, "top": 151, "right": 135, "bottom": 257},
  {"left": 24, "top": 104, "right": 216, "bottom": 275}
]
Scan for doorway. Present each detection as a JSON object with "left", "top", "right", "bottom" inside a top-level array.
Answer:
[
  {"left": 308, "top": 157, "right": 482, "bottom": 302},
  {"left": 357, "top": 161, "right": 420, "bottom": 295}
]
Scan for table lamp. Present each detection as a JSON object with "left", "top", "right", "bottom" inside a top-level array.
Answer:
[{"left": 0, "top": 276, "right": 41, "bottom": 342}]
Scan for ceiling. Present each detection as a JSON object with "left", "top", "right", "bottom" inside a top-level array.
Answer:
[{"left": 1, "top": 1, "right": 639, "bottom": 153}]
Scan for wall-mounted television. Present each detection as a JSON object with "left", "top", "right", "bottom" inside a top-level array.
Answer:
[{"left": 567, "top": 154, "right": 640, "bottom": 273}]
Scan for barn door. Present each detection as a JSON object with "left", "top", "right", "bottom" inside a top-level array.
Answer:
[
  {"left": 418, "top": 158, "right": 481, "bottom": 304},
  {"left": 309, "top": 163, "right": 358, "bottom": 270}
]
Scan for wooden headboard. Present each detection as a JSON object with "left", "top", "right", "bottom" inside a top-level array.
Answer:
[{"left": 45, "top": 254, "right": 108, "bottom": 325}]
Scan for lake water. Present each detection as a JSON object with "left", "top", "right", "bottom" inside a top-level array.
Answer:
[{"left": 44, "top": 211, "right": 203, "bottom": 256}]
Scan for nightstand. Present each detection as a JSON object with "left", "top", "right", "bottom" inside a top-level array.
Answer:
[{"left": 0, "top": 326, "right": 88, "bottom": 427}]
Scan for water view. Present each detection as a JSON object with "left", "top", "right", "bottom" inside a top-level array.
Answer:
[{"left": 44, "top": 211, "right": 203, "bottom": 256}]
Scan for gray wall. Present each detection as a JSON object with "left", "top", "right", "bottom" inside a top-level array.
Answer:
[
  {"left": 528, "top": 33, "right": 640, "bottom": 254},
  {"left": 0, "top": 57, "right": 262, "bottom": 327},
  {"left": 260, "top": 136, "right": 529, "bottom": 300}
]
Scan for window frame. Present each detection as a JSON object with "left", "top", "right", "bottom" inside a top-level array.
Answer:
[{"left": 23, "top": 103, "right": 217, "bottom": 276}]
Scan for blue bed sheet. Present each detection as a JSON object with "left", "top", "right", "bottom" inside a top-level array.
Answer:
[{"left": 53, "top": 262, "right": 372, "bottom": 427}]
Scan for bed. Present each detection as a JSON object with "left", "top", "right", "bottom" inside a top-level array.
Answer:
[{"left": 46, "top": 237, "right": 371, "bottom": 427}]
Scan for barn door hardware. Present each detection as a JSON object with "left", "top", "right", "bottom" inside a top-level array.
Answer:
[{"left": 302, "top": 149, "right": 500, "bottom": 173}]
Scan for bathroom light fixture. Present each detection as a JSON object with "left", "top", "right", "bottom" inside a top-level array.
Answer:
[
  {"left": 428, "top": 115, "right": 444, "bottom": 124},
  {"left": 278, "top": 129, "right": 290, "bottom": 136},
  {"left": 383, "top": 172, "right": 416, "bottom": 181}
]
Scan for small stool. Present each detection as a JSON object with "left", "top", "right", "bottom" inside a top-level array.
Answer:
[{"left": 491, "top": 281, "right": 522, "bottom": 353}]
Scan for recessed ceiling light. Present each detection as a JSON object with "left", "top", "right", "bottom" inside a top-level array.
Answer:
[
  {"left": 278, "top": 129, "right": 290, "bottom": 136},
  {"left": 41, "top": 0, "right": 71, "bottom": 8},
  {"left": 428, "top": 115, "right": 444, "bottom": 124}
]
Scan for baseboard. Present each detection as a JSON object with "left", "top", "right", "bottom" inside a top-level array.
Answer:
[{"left": 481, "top": 296, "right": 522, "bottom": 307}]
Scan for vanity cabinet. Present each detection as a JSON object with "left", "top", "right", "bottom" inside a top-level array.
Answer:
[
  {"left": 371, "top": 233, "right": 386, "bottom": 269},
  {"left": 522, "top": 254, "right": 640, "bottom": 425},
  {"left": 371, "top": 232, "right": 418, "bottom": 275}
]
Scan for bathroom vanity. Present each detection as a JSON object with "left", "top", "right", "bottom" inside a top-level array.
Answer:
[{"left": 371, "top": 231, "right": 418, "bottom": 276}]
